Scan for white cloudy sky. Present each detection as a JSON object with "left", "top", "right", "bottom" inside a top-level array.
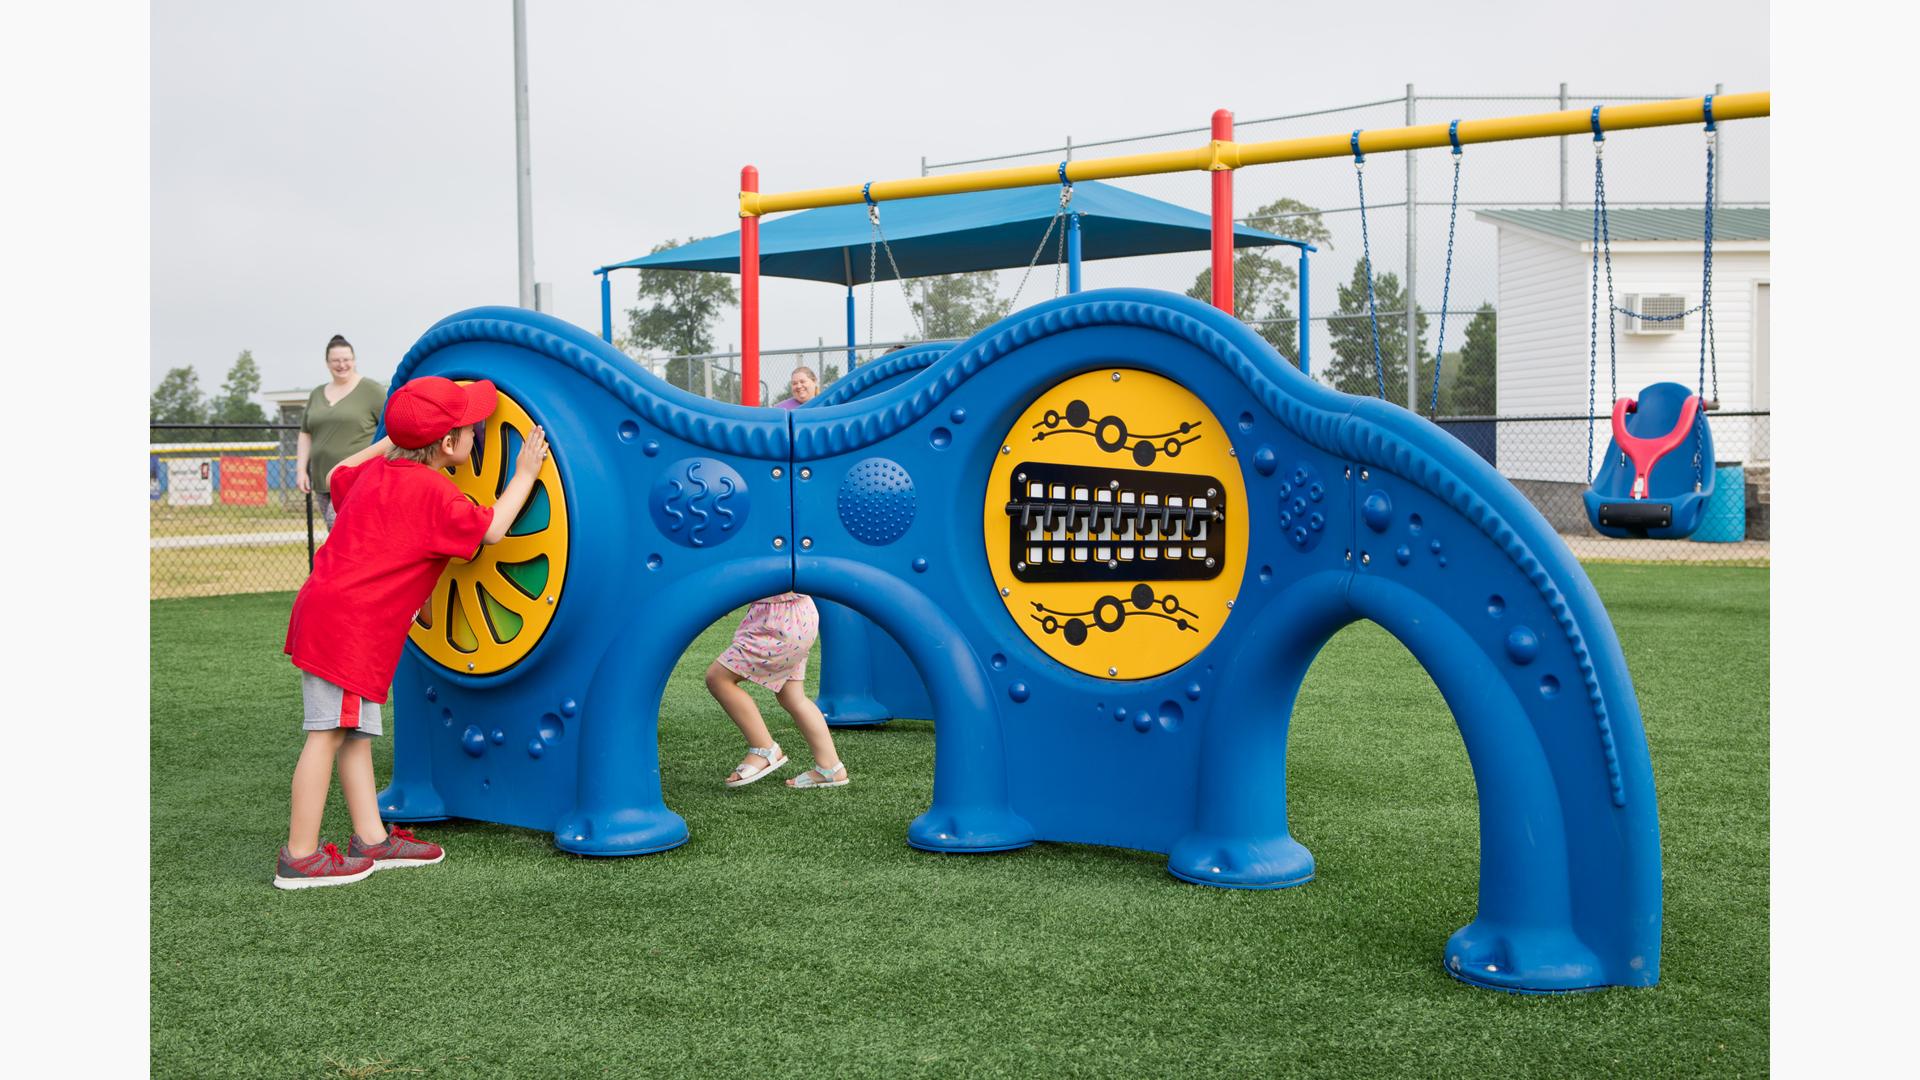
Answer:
[{"left": 152, "top": 0, "right": 1768, "bottom": 396}]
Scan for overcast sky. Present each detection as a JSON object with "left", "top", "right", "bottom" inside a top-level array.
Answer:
[{"left": 151, "top": 0, "right": 1769, "bottom": 398}]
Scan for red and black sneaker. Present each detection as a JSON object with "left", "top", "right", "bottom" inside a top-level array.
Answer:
[
  {"left": 348, "top": 827, "right": 445, "bottom": 871},
  {"left": 273, "top": 842, "right": 376, "bottom": 890}
]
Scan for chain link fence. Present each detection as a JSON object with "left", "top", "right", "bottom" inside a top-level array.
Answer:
[{"left": 150, "top": 423, "right": 317, "bottom": 599}]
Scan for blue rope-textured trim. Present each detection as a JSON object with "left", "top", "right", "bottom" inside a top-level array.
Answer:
[
  {"left": 1448, "top": 119, "right": 1462, "bottom": 154},
  {"left": 809, "top": 343, "right": 951, "bottom": 408},
  {"left": 393, "top": 316, "right": 790, "bottom": 460},
  {"left": 1590, "top": 106, "right": 1604, "bottom": 141}
]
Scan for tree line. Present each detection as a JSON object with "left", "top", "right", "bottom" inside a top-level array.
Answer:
[{"left": 150, "top": 351, "right": 273, "bottom": 442}]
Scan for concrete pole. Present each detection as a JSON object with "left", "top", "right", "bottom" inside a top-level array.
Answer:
[
  {"left": 1559, "top": 82, "right": 1570, "bottom": 211},
  {"left": 512, "top": 0, "right": 535, "bottom": 309},
  {"left": 1713, "top": 81, "right": 1724, "bottom": 214},
  {"left": 1405, "top": 84, "right": 1418, "bottom": 412}
]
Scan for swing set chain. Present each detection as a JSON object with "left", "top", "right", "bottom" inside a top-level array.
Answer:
[
  {"left": 1588, "top": 138, "right": 1619, "bottom": 483},
  {"left": 1353, "top": 133, "right": 1387, "bottom": 401},
  {"left": 1693, "top": 122, "right": 1719, "bottom": 491},
  {"left": 1428, "top": 127, "right": 1464, "bottom": 420},
  {"left": 865, "top": 196, "right": 925, "bottom": 345},
  {"left": 867, "top": 203, "right": 880, "bottom": 361},
  {"left": 1009, "top": 181, "right": 1073, "bottom": 311}
]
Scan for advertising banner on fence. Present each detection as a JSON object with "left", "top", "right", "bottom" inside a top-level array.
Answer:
[
  {"left": 219, "top": 457, "right": 267, "bottom": 506},
  {"left": 167, "top": 459, "right": 213, "bottom": 507}
]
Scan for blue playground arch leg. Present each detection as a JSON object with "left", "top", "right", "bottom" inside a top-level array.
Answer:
[
  {"left": 556, "top": 563, "right": 795, "bottom": 856},
  {"left": 814, "top": 599, "right": 892, "bottom": 726},
  {"left": 801, "top": 558, "right": 1035, "bottom": 853}
]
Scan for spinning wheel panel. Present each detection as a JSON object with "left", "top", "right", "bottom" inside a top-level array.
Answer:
[{"left": 409, "top": 386, "right": 570, "bottom": 675}]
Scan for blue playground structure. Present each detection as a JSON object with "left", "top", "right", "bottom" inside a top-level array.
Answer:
[{"left": 377, "top": 290, "right": 1662, "bottom": 993}]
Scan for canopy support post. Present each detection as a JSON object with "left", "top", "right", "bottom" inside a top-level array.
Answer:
[
  {"left": 1067, "top": 212, "right": 1082, "bottom": 294},
  {"left": 598, "top": 270, "right": 612, "bottom": 344},
  {"left": 1210, "top": 109, "right": 1234, "bottom": 315},
  {"left": 1298, "top": 247, "right": 1311, "bottom": 376},
  {"left": 741, "top": 165, "right": 761, "bottom": 406}
]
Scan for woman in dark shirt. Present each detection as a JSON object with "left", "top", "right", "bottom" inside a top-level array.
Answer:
[{"left": 296, "top": 334, "right": 385, "bottom": 528}]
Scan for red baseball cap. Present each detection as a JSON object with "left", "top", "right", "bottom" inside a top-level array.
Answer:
[{"left": 385, "top": 376, "right": 500, "bottom": 449}]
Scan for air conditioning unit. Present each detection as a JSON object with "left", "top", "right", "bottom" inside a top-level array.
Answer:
[{"left": 1624, "top": 293, "right": 1687, "bottom": 334}]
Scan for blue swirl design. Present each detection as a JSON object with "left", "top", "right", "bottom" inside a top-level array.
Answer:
[
  {"left": 713, "top": 477, "right": 738, "bottom": 534},
  {"left": 660, "top": 479, "right": 686, "bottom": 534},
  {"left": 686, "top": 463, "right": 711, "bottom": 545}
]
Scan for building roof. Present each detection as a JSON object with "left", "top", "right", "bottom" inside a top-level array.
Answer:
[{"left": 1474, "top": 207, "right": 1768, "bottom": 245}]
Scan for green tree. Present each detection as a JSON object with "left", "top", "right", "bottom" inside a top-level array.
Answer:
[
  {"left": 211, "top": 349, "right": 269, "bottom": 435},
  {"left": 1326, "top": 263, "right": 1428, "bottom": 403},
  {"left": 1187, "top": 198, "right": 1333, "bottom": 364},
  {"left": 625, "top": 238, "right": 740, "bottom": 396},
  {"left": 1448, "top": 304, "right": 1497, "bottom": 416},
  {"left": 151, "top": 365, "right": 207, "bottom": 442},
  {"left": 908, "top": 273, "right": 1010, "bottom": 339}
]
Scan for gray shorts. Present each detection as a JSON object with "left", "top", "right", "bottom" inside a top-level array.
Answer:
[{"left": 301, "top": 670, "right": 383, "bottom": 738}]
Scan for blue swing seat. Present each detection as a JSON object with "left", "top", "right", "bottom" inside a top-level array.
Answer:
[{"left": 1584, "top": 381, "right": 1715, "bottom": 539}]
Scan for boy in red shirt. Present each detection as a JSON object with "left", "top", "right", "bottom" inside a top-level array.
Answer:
[{"left": 275, "top": 376, "right": 549, "bottom": 889}]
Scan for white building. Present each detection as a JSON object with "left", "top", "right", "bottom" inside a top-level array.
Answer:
[{"left": 1476, "top": 208, "right": 1769, "bottom": 483}]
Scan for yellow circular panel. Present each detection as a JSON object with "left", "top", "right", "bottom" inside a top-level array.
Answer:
[
  {"left": 408, "top": 386, "right": 569, "bottom": 675},
  {"left": 985, "top": 369, "right": 1246, "bottom": 681}
]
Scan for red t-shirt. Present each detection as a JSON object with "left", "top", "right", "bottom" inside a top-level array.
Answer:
[{"left": 284, "top": 457, "right": 494, "bottom": 702}]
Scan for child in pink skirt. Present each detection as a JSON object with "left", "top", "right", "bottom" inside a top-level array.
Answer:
[{"left": 705, "top": 591, "right": 849, "bottom": 789}]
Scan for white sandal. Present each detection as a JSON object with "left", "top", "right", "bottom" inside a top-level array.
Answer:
[
  {"left": 787, "top": 762, "right": 849, "bottom": 789},
  {"left": 724, "top": 744, "right": 787, "bottom": 788}
]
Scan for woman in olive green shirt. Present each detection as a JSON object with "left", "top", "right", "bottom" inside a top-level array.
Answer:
[{"left": 296, "top": 334, "right": 385, "bottom": 528}]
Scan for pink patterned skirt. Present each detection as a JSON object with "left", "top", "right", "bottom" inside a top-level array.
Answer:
[{"left": 717, "top": 592, "right": 819, "bottom": 691}]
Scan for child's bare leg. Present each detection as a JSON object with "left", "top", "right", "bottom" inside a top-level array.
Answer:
[
  {"left": 288, "top": 729, "right": 347, "bottom": 856},
  {"left": 336, "top": 736, "right": 388, "bottom": 846},
  {"left": 705, "top": 662, "right": 779, "bottom": 778},
  {"left": 775, "top": 680, "right": 846, "bottom": 784}
]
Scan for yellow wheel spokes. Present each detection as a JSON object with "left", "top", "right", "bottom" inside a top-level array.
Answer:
[{"left": 408, "top": 387, "right": 569, "bottom": 674}]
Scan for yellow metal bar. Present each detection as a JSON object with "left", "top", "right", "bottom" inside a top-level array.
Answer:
[{"left": 739, "top": 92, "right": 1768, "bottom": 217}]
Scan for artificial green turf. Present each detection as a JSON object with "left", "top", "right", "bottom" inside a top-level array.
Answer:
[{"left": 151, "top": 565, "right": 1767, "bottom": 1078}]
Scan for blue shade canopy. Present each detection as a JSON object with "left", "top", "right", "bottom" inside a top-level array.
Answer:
[{"left": 599, "top": 181, "right": 1307, "bottom": 285}]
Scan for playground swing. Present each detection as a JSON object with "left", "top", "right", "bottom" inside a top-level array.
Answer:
[
  {"left": 1351, "top": 123, "right": 1467, "bottom": 418},
  {"left": 1581, "top": 98, "right": 1721, "bottom": 539},
  {"left": 859, "top": 170, "right": 1077, "bottom": 361}
]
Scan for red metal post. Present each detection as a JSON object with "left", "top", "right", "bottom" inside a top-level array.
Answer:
[
  {"left": 1210, "top": 110, "right": 1234, "bottom": 314},
  {"left": 740, "top": 165, "right": 761, "bottom": 406}
]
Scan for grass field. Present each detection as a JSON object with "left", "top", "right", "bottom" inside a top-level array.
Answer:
[{"left": 150, "top": 565, "right": 1768, "bottom": 1077}]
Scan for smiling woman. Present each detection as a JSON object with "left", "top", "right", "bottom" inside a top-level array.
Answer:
[{"left": 297, "top": 333, "right": 386, "bottom": 527}]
